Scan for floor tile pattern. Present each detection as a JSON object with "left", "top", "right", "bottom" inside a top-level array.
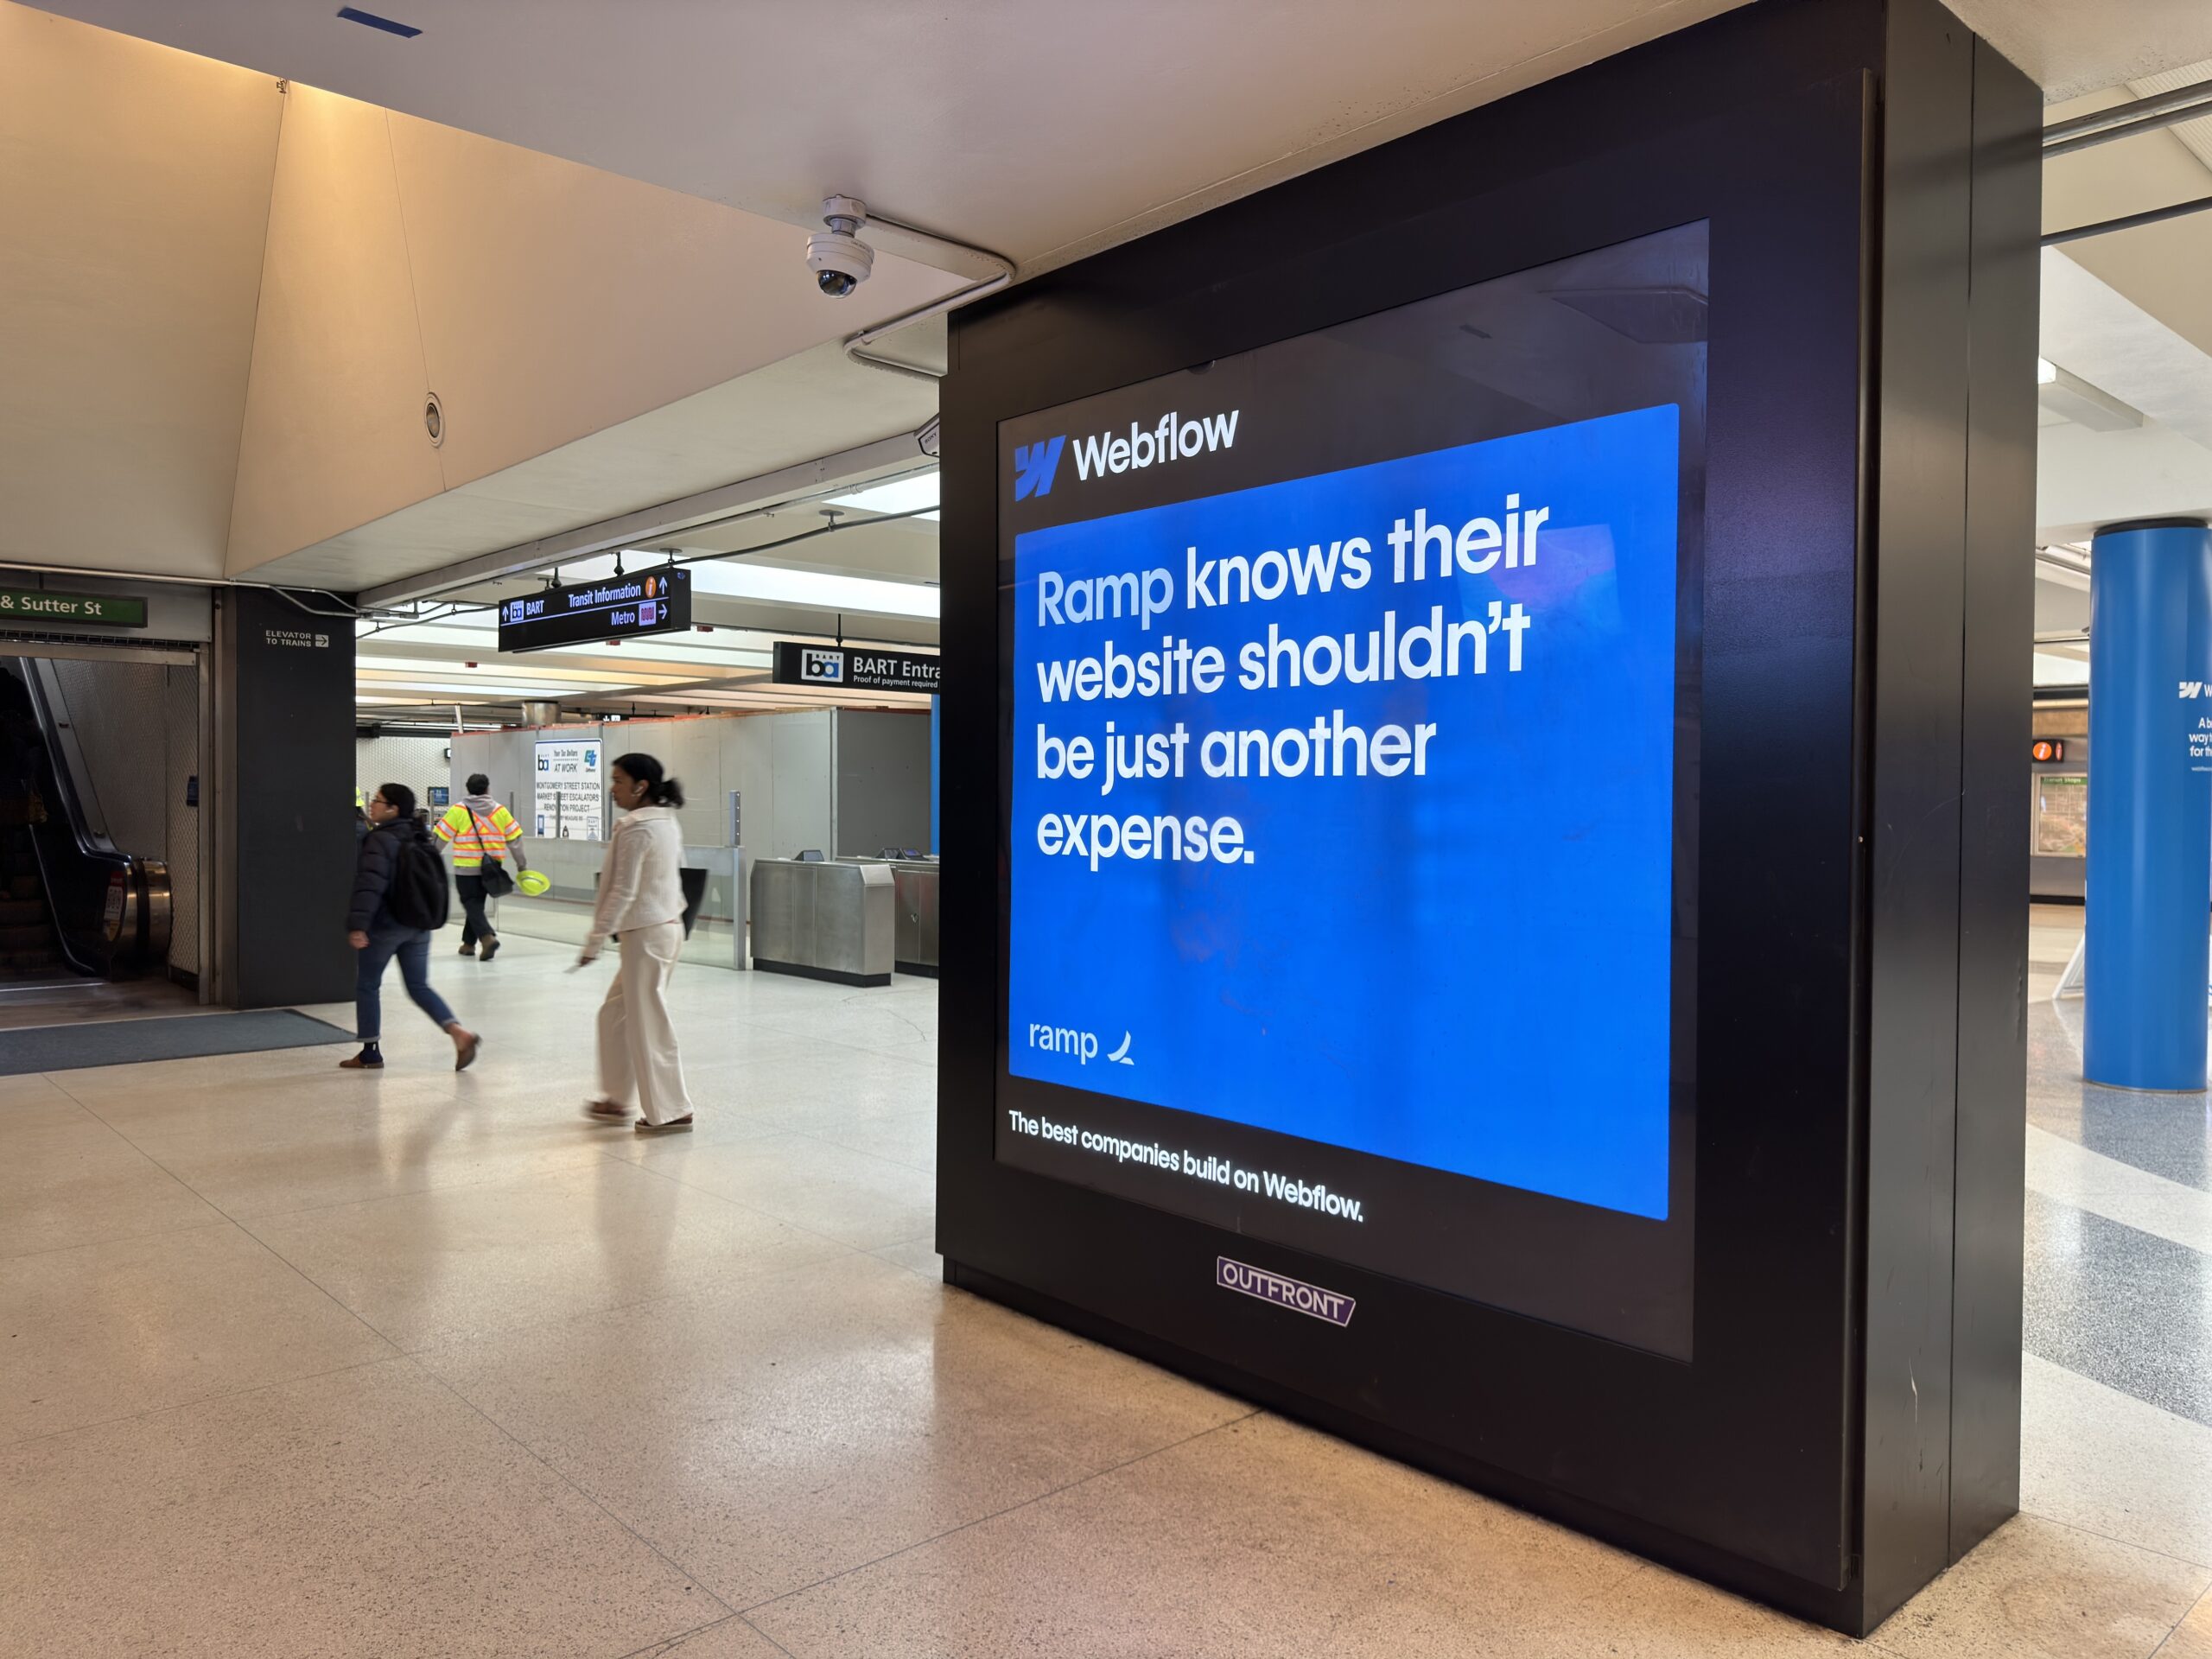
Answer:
[{"left": 3, "top": 917, "right": 2210, "bottom": 1656}]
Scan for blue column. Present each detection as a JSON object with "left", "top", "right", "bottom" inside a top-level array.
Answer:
[{"left": 2085, "top": 518, "right": 2212, "bottom": 1090}]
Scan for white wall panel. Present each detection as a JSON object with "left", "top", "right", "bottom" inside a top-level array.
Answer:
[{"left": 0, "top": 4, "right": 279, "bottom": 577}]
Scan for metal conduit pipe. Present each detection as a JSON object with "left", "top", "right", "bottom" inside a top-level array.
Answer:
[
  {"left": 2044, "top": 73, "right": 2212, "bottom": 158},
  {"left": 839, "top": 209, "right": 1016, "bottom": 385},
  {"left": 2037, "top": 74, "right": 2212, "bottom": 245},
  {"left": 2044, "top": 191, "right": 2212, "bottom": 246}
]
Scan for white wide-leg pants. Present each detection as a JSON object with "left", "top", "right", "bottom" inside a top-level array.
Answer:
[{"left": 598, "top": 920, "right": 695, "bottom": 1125}]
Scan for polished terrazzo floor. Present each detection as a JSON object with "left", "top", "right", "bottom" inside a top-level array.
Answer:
[{"left": 4, "top": 914, "right": 2211, "bottom": 1656}]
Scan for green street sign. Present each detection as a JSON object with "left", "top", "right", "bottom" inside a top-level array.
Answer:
[{"left": 0, "top": 588, "right": 146, "bottom": 627}]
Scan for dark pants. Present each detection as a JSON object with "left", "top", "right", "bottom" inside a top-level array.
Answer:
[
  {"left": 356, "top": 925, "right": 455, "bottom": 1042},
  {"left": 456, "top": 873, "right": 493, "bottom": 946}
]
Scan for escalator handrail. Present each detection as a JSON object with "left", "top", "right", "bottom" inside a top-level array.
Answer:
[
  {"left": 18, "top": 659, "right": 118, "bottom": 858},
  {"left": 12, "top": 658, "right": 137, "bottom": 976}
]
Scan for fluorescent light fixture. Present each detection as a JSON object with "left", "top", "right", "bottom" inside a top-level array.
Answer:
[
  {"left": 2032, "top": 650, "right": 2088, "bottom": 687},
  {"left": 2037, "top": 357, "right": 2058, "bottom": 385},
  {"left": 828, "top": 472, "right": 940, "bottom": 522}
]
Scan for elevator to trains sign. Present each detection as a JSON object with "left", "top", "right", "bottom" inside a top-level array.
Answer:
[
  {"left": 772, "top": 641, "right": 942, "bottom": 695},
  {"left": 0, "top": 588, "right": 146, "bottom": 627}
]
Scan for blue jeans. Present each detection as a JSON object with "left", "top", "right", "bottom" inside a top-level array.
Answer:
[{"left": 356, "top": 925, "right": 456, "bottom": 1041}]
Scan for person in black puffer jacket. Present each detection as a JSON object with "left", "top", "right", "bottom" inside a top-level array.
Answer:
[{"left": 345, "top": 782, "right": 480, "bottom": 1072}]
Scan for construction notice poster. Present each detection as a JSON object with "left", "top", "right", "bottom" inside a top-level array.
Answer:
[{"left": 533, "top": 739, "right": 604, "bottom": 841}]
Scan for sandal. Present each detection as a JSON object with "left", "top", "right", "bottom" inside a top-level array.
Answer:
[
  {"left": 582, "top": 1100, "right": 631, "bottom": 1122},
  {"left": 633, "top": 1115, "right": 695, "bottom": 1135}
]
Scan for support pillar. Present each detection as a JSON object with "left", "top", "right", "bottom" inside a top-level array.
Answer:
[{"left": 2085, "top": 518, "right": 2212, "bottom": 1090}]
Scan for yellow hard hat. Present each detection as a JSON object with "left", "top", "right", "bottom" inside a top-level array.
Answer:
[{"left": 517, "top": 869, "right": 551, "bottom": 897}]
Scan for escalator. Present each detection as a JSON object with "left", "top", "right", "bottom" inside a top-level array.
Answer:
[{"left": 0, "top": 660, "right": 169, "bottom": 982}]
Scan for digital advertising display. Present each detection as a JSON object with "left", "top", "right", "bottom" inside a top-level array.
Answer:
[{"left": 997, "top": 224, "right": 1705, "bottom": 1356}]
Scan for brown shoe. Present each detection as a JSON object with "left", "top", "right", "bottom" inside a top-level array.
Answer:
[
  {"left": 340, "top": 1049, "right": 385, "bottom": 1070},
  {"left": 452, "top": 1031, "right": 480, "bottom": 1072}
]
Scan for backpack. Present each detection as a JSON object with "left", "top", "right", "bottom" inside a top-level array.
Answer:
[{"left": 386, "top": 828, "right": 451, "bottom": 931}]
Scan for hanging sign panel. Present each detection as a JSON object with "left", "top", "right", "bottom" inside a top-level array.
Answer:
[
  {"left": 772, "top": 641, "right": 942, "bottom": 695},
  {"left": 499, "top": 569, "right": 692, "bottom": 652}
]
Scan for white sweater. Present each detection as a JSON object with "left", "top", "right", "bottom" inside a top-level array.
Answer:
[{"left": 586, "top": 805, "right": 686, "bottom": 951}]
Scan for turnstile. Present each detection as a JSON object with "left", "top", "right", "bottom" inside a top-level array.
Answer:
[
  {"left": 750, "top": 857, "right": 893, "bottom": 986},
  {"left": 841, "top": 857, "right": 938, "bottom": 976}
]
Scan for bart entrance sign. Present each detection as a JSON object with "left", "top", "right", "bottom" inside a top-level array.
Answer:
[{"left": 772, "top": 641, "right": 941, "bottom": 695}]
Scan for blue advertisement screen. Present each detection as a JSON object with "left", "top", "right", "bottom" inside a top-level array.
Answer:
[
  {"left": 995, "top": 220, "right": 1703, "bottom": 1353},
  {"left": 1009, "top": 405, "right": 1680, "bottom": 1218}
]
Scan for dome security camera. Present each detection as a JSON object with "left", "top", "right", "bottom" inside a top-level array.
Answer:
[{"left": 806, "top": 195, "right": 874, "bottom": 298}]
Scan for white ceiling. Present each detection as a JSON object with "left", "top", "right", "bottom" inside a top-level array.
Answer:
[
  {"left": 25, "top": 0, "right": 1764, "bottom": 276},
  {"left": 250, "top": 340, "right": 939, "bottom": 594},
  {"left": 29, "top": 0, "right": 2212, "bottom": 717},
  {"left": 29, "top": 0, "right": 2212, "bottom": 290},
  {"left": 1950, "top": 0, "right": 2212, "bottom": 100}
]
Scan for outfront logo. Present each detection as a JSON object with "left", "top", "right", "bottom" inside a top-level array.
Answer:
[
  {"left": 1014, "top": 435, "right": 1066, "bottom": 501},
  {"left": 1216, "top": 1257, "right": 1355, "bottom": 1327}
]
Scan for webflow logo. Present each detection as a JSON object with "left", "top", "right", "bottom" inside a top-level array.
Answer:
[
  {"left": 1072, "top": 409, "right": 1240, "bottom": 481},
  {"left": 1014, "top": 436, "right": 1066, "bottom": 501},
  {"left": 2183, "top": 682, "right": 2204, "bottom": 699}
]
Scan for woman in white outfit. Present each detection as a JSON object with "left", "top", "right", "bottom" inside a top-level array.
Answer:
[{"left": 580, "top": 753, "right": 696, "bottom": 1134}]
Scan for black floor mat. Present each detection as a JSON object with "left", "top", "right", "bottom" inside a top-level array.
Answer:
[{"left": 0, "top": 1008, "right": 353, "bottom": 1076}]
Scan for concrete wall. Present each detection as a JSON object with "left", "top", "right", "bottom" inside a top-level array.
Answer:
[
  {"left": 836, "top": 709, "right": 932, "bottom": 856},
  {"left": 448, "top": 709, "right": 928, "bottom": 861},
  {"left": 0, "top": 4, "right": 281, "bottom": 578},
  {"left": 355, "top": 734, "right": 451, "bottom": 814}
]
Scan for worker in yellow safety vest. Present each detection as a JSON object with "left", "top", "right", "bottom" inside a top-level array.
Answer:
[{"left": 435, "top": 772, "right": 528, "bottom": 961}]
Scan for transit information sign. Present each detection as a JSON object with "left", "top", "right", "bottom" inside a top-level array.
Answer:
[{"left": 498, "top": 569, "right": 692, "bottom": 653}]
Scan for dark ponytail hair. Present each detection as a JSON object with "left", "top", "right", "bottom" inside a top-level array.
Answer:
[{"left": 613, "top": 752, "right": 684, "bottom": 809}]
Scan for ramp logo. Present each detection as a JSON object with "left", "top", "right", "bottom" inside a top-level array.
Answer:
[
  {"left": 1026, "top": 1023, "right": 1135, "bottom": 1066},
  {"left": 1014, "top": 435, "right": 1066, "bottom": 501}
]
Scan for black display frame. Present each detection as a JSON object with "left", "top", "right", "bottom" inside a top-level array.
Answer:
[
  {"left": 986, "top": 224, "right": 1708, "bottom": 1360},
  {"left": 936, "top": 0, "right": 2037, "bottom": 1634}
]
